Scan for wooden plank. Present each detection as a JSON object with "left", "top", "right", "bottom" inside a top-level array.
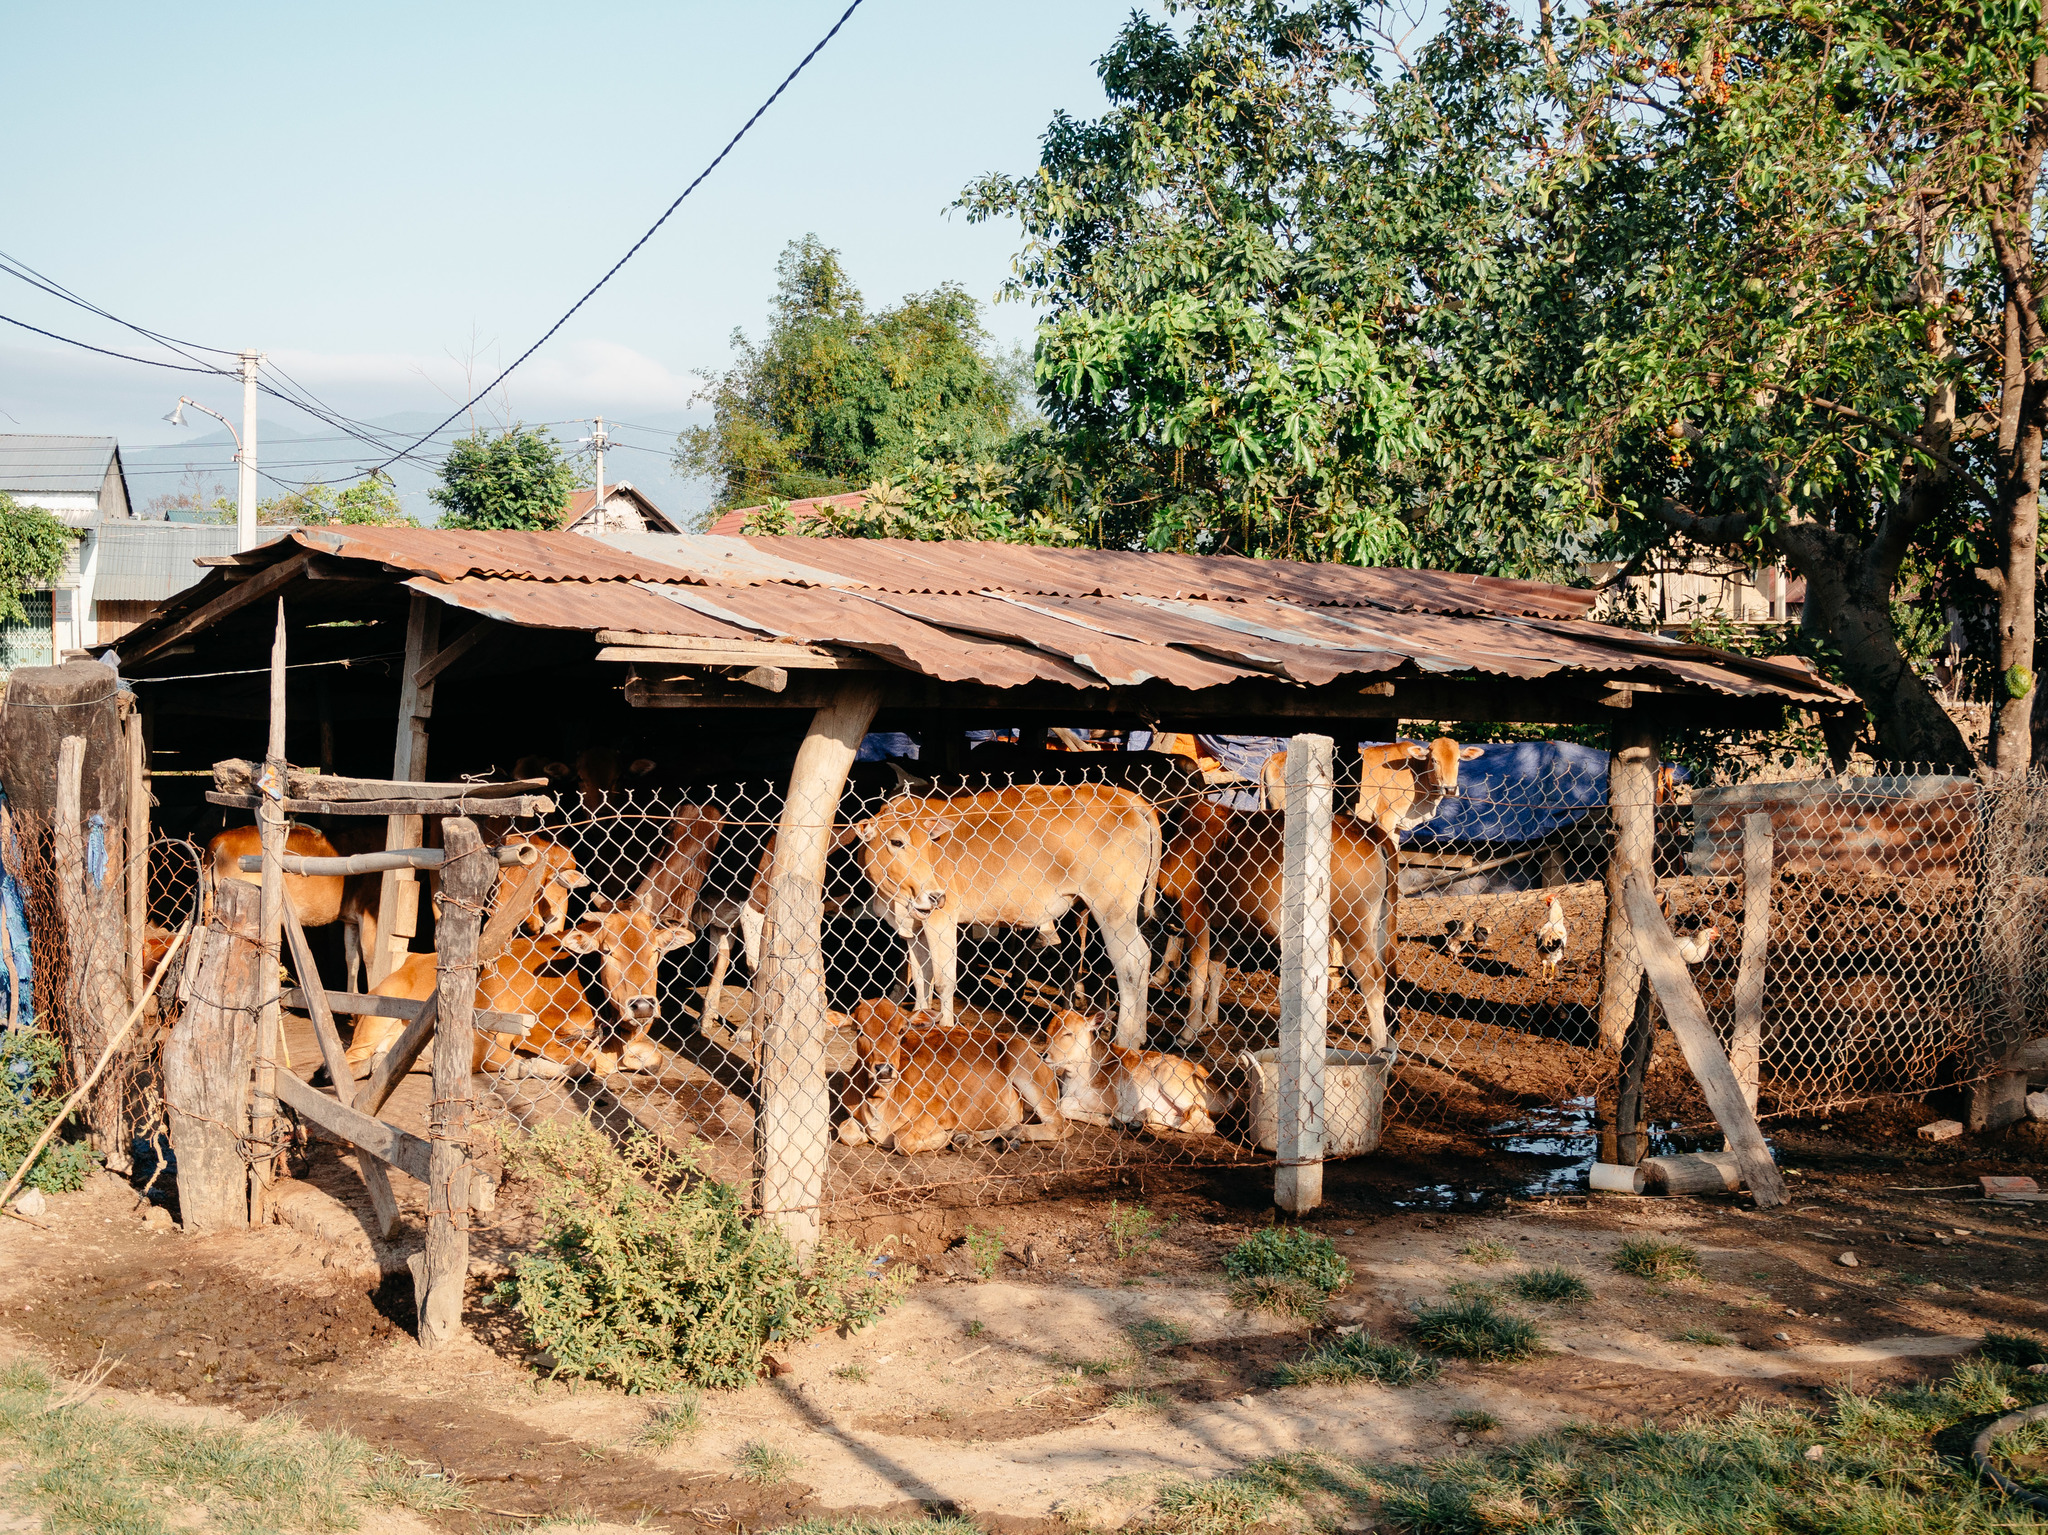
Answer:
[
  {"left": 414, "top": 618, "right": 496, "bottom": 689},
  {"left": 206, "top": 791, "right": 555, "bottom": 819},
  {"left": 373, "top": 593, "right": 438, "bottom": 988},
  {"left": 280, "top": 988, "right": 533, "bottom": 1037},
  {"left": 598, "top": 645, "right": 887, "bottom": 671},
  {"left": 1623, "top": 873, "right": 1787, "bottom": 1208},
  {"left": 1730, "top": 812, "right": 1773, "bottom": 1115},
  {"left": 280, "top": 901, "right": 401, "bottom": 1238},
  {"left": 124, "top": 699, "right": 147, "bottom": 1010},
  {"left": 252, "top": 601, "right": 288, "bottom": 1213},
  {"left": 1275, "top": 734, "right": 1334, "bottom": 1215},
  {"left": 213, "top": 759, "right": 547, "bottom": 802},
  {"left": 595, "top": 630, "right": 874, "bottom": 660},
  {"left": 359, "top": 995, "right": 437, "bottom": 1113},
  {"left": 234, "top": 845, "right": 537, "bottom": 875},
  {"left": 121, "top": 551, "right": 311, "bottom": 668},
  {"left": 273, "top": 1069, "right": 432, "bottom": 1184},
  {"left": 163, "top": 880, "right": 262, "bottom": 1232}
]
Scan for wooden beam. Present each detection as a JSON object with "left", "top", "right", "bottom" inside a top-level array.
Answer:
[
  {"left": 1623, "top": 873, "right": 1786, "bottom": 1208},
  {"left": 414, "top": 617, "right": 496, "bottom": 689},
  {"left": 599, "top": 645, "right": 888, "bottom": 671},
  {"left": 235, "top": 845, "right": 539, "bottom": 876},
  {"left": 252, "top": 601, "right": 288, "bottom": 1215},
  {"left": 281, "top": 988, "right": 533, "bottom": 1037},
  {"left": 274, "top": 1069, "right": 431, "bottom": 1184},
  {"left": 120, "top": 551, "right": 312, "bottom": 669},
  {"left": 596, "top": 630, "right": 879, "bottom": 660},
  {"left": 206, "top": 791, "right": 556, "bottom": 819},
  {"left": 213, "top": 760, "right": 548, "bottom": 802},
  {"left": 372, "top": 593, "right": 438, "bottom": 987},
  {"left": 359, "top": 995, "right": 437, "bottom": 1112}
]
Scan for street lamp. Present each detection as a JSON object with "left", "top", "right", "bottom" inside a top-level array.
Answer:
[{"left": 165, "top": 350, "right": 262, "bottom": 551}]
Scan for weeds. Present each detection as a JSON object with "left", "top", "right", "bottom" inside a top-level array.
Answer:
[
  {"left": 1507, "top": 1265, "right": 1592, "bottom": 1304},
  {"left": 963, "top": 1226, "right": 1003, "bottom": 1280},
  {"left": 964, "top": 1319, "right": 986, "bottom": 1338},
  {"left": 833, "top": 1363, "right": 870, "bottom": 1383},
  {"left": 1109, "top": 1387, "right": 1170, "bottom": 1412},
  {"left": 495, "top": 1121, "right": 912, "bottom": 1392},
  {"left": 1450, "top": 1409, "right": 1499, "bottom": 1433},
  {"left": 1411, "top": 1295, "right": 1541, "bottom": 1362},
  {"left": 1675, "top": 1327, "right": 1733, "bottom": 1347},
  {"left": 1107, "top": 1200, "right": 1164, "bottom": 1258},
  {"left": 1459, "top": 1239, "right": 1513, "bottom": 1266},
  {"left": 1129, "top": 1317, "right": 1192, "bottom": 1352},
  {"left": 1613, "top": 1236, "right": 1702, "bottom": 1282},
  {"left": 0, "top": 1030, "right": 97, "bottom": 1194},
  {"left": 1229, "top": 1275, "right": 1329, "bottom": 1322},
  {"left": 1984, "top": 1330, "right": 2048, "bottom": 1368},
  {"left": 734, "top": 1440, "right": 804, "bottom": 1485},
  {"left": 1152, "top": 1472, "right": 1280, "bottom": 1535},
  {"left": 1223, "top": 1228, "right": 1351, "bottom": 1295},
  {"left": 1276, "top": 1331, "right": 1440, "bottom": 1388},
  {"left": 781, "top": 1521, "right": 982, "bottom": 1535},
  {"left": 635, "top": 1394, "right": 702, "bottom": 1449}
]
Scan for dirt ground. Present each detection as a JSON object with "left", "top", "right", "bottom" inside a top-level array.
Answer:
[{"left": 2, "top": 1094, "right": 2045, "bottom": 1534}]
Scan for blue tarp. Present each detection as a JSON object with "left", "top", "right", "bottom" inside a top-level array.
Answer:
[
  {"left": 856, "top": 732, "right": 921, "bottom": 763},
  {"left": 1400, "top": 740, "right": 1614, "bottom": 846},
  {"left": 0, "top": 793, "right": 33, "bottom": 1029}
]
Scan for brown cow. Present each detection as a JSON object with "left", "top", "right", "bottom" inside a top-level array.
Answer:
[
  {"left": 206, "top": 824, "right": 344, "bottom": 927},
  {"left": 1041, "top": 1009, "right": 1226, "bottom": 1135},
  {"left": 1260, "top": 739, "right": 1482, "bottom": 831},
  {"left": 346, "top": 942, "right": 602, "bottom": 1079},
  {"left": 630, "top": 806, "right": 724, "bottom": 942},
  {"left": 852, "top": 783, "right": 1161, "bottom": 1044},
  {"left": 833, "top": 998, "right": 1066, "bottom": 1154}
]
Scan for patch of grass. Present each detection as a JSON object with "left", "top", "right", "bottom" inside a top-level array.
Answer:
[
  {"left": 1675, "top": 1327, "right": 1733, "bottom": 1347},
  {"left": 0, "top": 1356, "right": 467, "bottom": 1530},
  {"left": 635, "top": 1393, "right": 702, "bottom": 1448},
  {"left": 1075, "top": 1350, "right": 1137, "bottom": 1377},
  {"left": 1108, "top": 1199, "right": 1164, "bottom": 1259},
  {"left": 1109, "top": 1387, "right": 1170, "bottom": 1412},
  {"left": 1411, "top": 1295, "right": 1542, "bottom": 1362},
  {"left": 1152, "top": 1472, "right": 1281, "bottom": 1535},
  {"left": 1451, "top": 1409, "right": 1499, "bottom": 1433},
  {"left": 1507, "top": 1265, "right": 1592, "bottom": 1304},
  {"left": 734, "top": 1439, "right": 804, "bottom": 1485},
  {"left": 1276, "top": 1331, "right": 1441, "bottom": 1388},
  {"left": 963, "top": 1225, "right": 1004, "bottom": 1280},
  {"left": 1459, "top": 1239, "right": 1513, "bottom": 1266},
  {"left": 1613, "top": 1236, "right": 1702, "bottom": 1282},
  {"left": 1129, "top": 1317, "right": 1193, "bottom": 1352},
  {"left": 1984, "top": 1330, "right": 2048, "bottom": 1368},
  {"left": 1229, "top": 1275, "right": 1329, "bottom": 1322},
  {"left": 781, "top": 1521, "right": 982, "bottom": 1535},
  {"left": 1223, "top": 1227, "right": 1351, "bottom": 1294},
  {"left": 832, "top": 1362, "right": 870, "bottom": 1382},
  {"left": 1368, "top": 1356, "right": 2048, "bottom": 1535}
]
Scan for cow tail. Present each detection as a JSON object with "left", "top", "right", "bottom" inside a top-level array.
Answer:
[{"left": 1142, "top": 802, "right": 1162, "bottom": 921}]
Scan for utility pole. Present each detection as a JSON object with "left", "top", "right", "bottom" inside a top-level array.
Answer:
[
  {"left": 590, "top": 416, "right": 610, "bottom": 528},
  {"left": 238, "top": 350, "right": 263, "bottom": 553}
]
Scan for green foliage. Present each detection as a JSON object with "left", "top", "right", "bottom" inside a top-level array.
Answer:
[
  {"left": 1410, "top": 1295, "right": 1542, "bottom": 1362},
  {"left": 0, "top": 1030, "right": 97, "bottom": 1194},
  {"left": 734, "top": 1439, "right": 803, "bottom": 1485},
  {"left": 1506, "top": 1266, "right": 1593, "bottom": 1305},
  {"left": 0, "top": 494, "right": 76, "bottom": 628},
  {"left": 496, "top": 1121, "right": 911, "bottom": 1392},
  {"left": 1228, "top": 1275, "right": 1330, "bottom": 1322},
  {"left": 1276, "top": 1331, "right": 1441, "bottom": 1388},
  {"left": 1107, "top": 1200, "right": 1163, "bottom": 1259},
  {"left": 259, "top": 474, "right": 415, "bottom": 527},
  {"left": 681, "top": 236, "right": 1027, "bottom": 516},
  {"left": 1152, "top": 1471, "right": 1282, "bottom": 1535},
  {"left": 1109, "top": 1387, "right": 1171, "bottom": 1412},
  {"left": 1613, "top": 1237, "right": 1704, "bottom": 1283},
  {"left": 635, "top": 1393, "right": 703, "bottom": 1449},
  {"left": 431, "top": 424, "right": 581, "bottom": 531},
  {"left": 1129, "top": 1317, "right": 1193, "bottom": 1352},
  {"left": 1983, "top": 1330, "right": 2048, "bottom": 1369},
  {"left": 1451, "top": 1409, "right": 1499, "bottom": 1433},
  {"left": 1458, "top": 1239, "right": 1513, "bottom": 1267},
  {"left": 1676, "top": 1327, "right": 1734, "bottom": 1347},
  {"left": 963, "top": 1225, "right": 1003, "bottom": 1280},
  {"left": 1223, "top": 1227, "right": 1351, "bottom": 1294}
]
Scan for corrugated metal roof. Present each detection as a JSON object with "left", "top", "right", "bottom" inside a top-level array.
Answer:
[
  {"left": 94, "top": 522, "right": 238, "bottom": 602},
  {"left": 0, "top": 434, "right": 118, "bottom": 495},
  {"left": 122, "top": 527, "right": 1857, "bottom": 709}
]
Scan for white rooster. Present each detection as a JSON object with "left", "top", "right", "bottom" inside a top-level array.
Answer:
[
  {"left": 1536, "top": 896, "right": 1568, "bottom": 979},
  {"left": 1673, "top": 923, "right": 1721, "bottom": 966}
]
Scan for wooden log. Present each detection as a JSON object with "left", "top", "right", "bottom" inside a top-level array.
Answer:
[
  {"left": 1614, "top": 976, "right": 1656, "bottom": 1167},
  {"left": 272, "top": 1070, "right": 432, "bottom": 1184},
  {"left": 53, "top": 729, "right": 135, "bottom": 1166},
  {"left": 280, "top": 901, "right": 401, "bottom": 1238},
  {"left": 1623, "top": 873, "right": 1787, "bottom": 1207},
  {"left": 372, "top": 593, "right": 438, "bottom": 988},
  {"left": 164, "top": 880, "right": 263, "bottom": 1232},
  {"left": 1275, "top": 734, "right": 1334, "bottom": 1216},
  {"left": 478, "top": 848, "right": 553, "bottom": 965},
  {"left": 755, "top": 681, "right": 882, "bottom": 1260},
  {"left": 359, "top": 995, "right": 438, "bottom": 1112},
  {"left": 1596, "top": 724, "right": 1658, "bottom": 1164},
  {"left": 251, "top": 601, "right": 288, "bottom": 1214},
  {"left": 212, "top": 759, "right": 547, "bottom": 802},
  {"left": 280, "top": 988, "right": 533, "bottom": 1036},
  {"left": 1730, "top": 812, "right": 1773, "bottom": 1116},
  {"left": 123, "top": 696, "right": 147, "bottom": 1011},
  {"left": 205, "top": 791, "right": 555, "bottom": 819},
  {"left": 415, "top": 816, "right": 490, "bottom": 1349},
  {"left": 1640, "top": 1150, "right": 1744, "bottom": 1195},
  {"left": 235, "top": 844, "right": 538, "bottom": 876}
]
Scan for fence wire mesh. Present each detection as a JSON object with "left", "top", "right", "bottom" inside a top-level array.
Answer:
[{"left": 144, "top": 740, "right": 2048, "bottom": 1225}]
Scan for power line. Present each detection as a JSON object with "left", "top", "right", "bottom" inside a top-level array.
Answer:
[
  {"left": 358, "top": 0, "right": 867, "bottom": 482},
  {"left": 0, "top": 309, "right": 224, "bottom": 374}
]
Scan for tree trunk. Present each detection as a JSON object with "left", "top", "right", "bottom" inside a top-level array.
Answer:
[{"left": 1994, "top": 434, "right": 2041, "bottom": 775}]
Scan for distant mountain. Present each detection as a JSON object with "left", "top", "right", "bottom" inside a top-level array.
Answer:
[{"left": 120, "top": 410, "right": 713, "bottom": 527}]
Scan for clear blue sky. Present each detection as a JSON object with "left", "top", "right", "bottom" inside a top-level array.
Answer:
[{"left": 0, "top": 2, "right": 1144, "bottom": 515}]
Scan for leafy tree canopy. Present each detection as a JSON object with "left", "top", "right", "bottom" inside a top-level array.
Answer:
[
  {"left": 431, "top": 426, "right": 581, "bottom": 531},
  {"left": 0, "top": 494, "right": 77, "bottom": 627},
  {"left": 257, "top": 474, "right": 414, "bottom": 527},
  {"left": 678, "top": 237, "right": 1029, "bottom": 515}
]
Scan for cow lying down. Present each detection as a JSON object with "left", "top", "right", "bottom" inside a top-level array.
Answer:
[
  {"left": 833, "top": 999, "right": 1067, "bottom": 1155},
  {"left": 1042, "top": 1009, "right": 1230, "bottom": 1136}
]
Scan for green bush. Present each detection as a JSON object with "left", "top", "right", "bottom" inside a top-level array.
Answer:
[
  {"left": 0, "top": 1030, "right": 97, "bottom": 1195},
  {"left": 1507, "top": 1265, "right": 1592, "bottom": 1304},
  {"left": 1277, "top": 1331, "right": 1440, "bottom": 1387},
  {"left": 497, "top": 1121, "right": 912, "bottom": 1392},
  {"left": 1223, "top": 1228, "right": 1351, "bottom": 1294},
  {"left": 1983, "top": 1330, "right": 2048, "bottom": 1368},
  {"left": 1613, "top": 1237, "right": 1701, "bottom": 1281},
  {"left": 1411, "top": 1295, "right": 1542, "bottom": 1362},
  {"left": 1229, "top": 1275, "right": 1331, "bottom": 1322}
]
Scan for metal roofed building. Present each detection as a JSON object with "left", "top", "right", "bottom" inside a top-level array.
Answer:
[
  {"left": 0, "top": 433, "right": 134, "bottom": 666},
  {"left": 555, "top": 482, "right": 681, "bottom": 539}
]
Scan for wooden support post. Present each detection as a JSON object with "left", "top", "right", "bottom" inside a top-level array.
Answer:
[
  {"left": 1624, "top": 874, "right": 1786, "bottom": 1207},
  {"left": 413, "top": 816, "right": 489, "bottom": 1348},
  {"left": 164, "top": 880, "right": 262, "bottom": 1233},
  {"left": 1614, "top": 982, "right": 1656, "bottom": 1166},
  {"left": 124, "top": 695, "right": 148, "bottom": 1011},
  {"left": 1730, "top": 812, "right": 1773, "bottom": 1116},
  {"left": 280, "top": 900, "right": 401, "bottom": 1238},
  {"left": 251, "top": 602, "right": 288, "bottom": 1215},
  {"left": 755, "top": 681, "right": 882, "bottom": 1261},
  {"left": 1275, "top": 733, "right": 1333, "bottom": 1216},
  {"left": 370, "top": 594, "right": 438, "bottom": 987},
  {"left": 1596, "top": 723, "right": 1658, "bottom": 1165}
]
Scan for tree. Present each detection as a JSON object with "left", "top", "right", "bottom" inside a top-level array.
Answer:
[
  {"left": 678, "top": 237, "right": 1029, "bottom": 515},
  {"left": 0, "top": 494, "right": 77, "bottom": 627},
  {"left": 431, "top": 427, "right": 581, "bottom": 531},
  {"left": 258, "top": 474, "right": 415, "bottom": 527}
]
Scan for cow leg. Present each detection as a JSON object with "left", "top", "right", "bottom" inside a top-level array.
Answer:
[
  {"left": 342, "top": 918, "right": 362, "bottom": 996},
  {"left": 893, "top": 1115, "right": 955, "bottom": 1155},
  {"left": 701, "top": 931, "right": 732, "bottom": 1036},
  {"left": 1099, "top": 914, "right": 1151, "bottom": 1048},
  {"left": 926, "top": 919, "right": 959, "bottom": 1029},
  {"left": 906, "top": 928, "right": 934, "bottom": 1013},
  {"left": 1347, "top": 922, "right": 1392, "bottom": 1052},
  {"left": 1011, "top": 1062, "right": 1069, "bottom": 1142},
  {"left": 739, "top": 904, "right": 765, "bottom": 971}
]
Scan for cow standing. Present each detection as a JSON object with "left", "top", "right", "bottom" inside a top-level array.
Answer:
[{"left": 852, "top": 783, "right": 1162, "bottom": 1045}]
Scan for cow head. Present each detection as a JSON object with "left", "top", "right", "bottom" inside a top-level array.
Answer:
[
  {"left": 848, "top": 997, "right": 921, "bottom": 1084},
  {"left": 1040, "top": 1009, "right": 1103, "bottom": 1076},
  {"left": 556, "top": 901, "right": 694, "bottom": 1030},
  {"left": 500, "top": 832, "right": 590, "bottom": 936},
  {"left": 1400, "top": 737, "right": 1484, "bottom": 829},
  {"left": 573, "top": 747, "right": 658, "bottom": 811},
  {"left": 852, "top": 806, "right": 953, "bottom": 922}
]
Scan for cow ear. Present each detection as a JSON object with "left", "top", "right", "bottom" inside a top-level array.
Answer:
[
  {"left": 628, "top": 758, "right": 656, "bottom": 778},
  {"left": 544, "top": 760, "right": 571, "bottom": 781},
  {"left": 1405, "top": 741, "right": 1430, "bottom": 759},
  {"left": 557, "top": 920, "right": 603, "bottom": 955},
  {"left": 853, "top": 818, "right": 878, "bottom": 845},
  {"left": 587, "top": 893, "right": 619, "bottom": 913},
  {"left": 654, "top": 924, "right": 695, "bottom": 953},
  {"left": 1092, "top": 1016, "right": 1115, "bottom": 1042},
  {"left": 1460, "top": 745, "right": 1484, "bottom": 760},
  {"left": 924, "top": 813, "right": 960, "bottom": 841},
  {"left": 557, "top": 868, "right": 591, "bottom": 888}
]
